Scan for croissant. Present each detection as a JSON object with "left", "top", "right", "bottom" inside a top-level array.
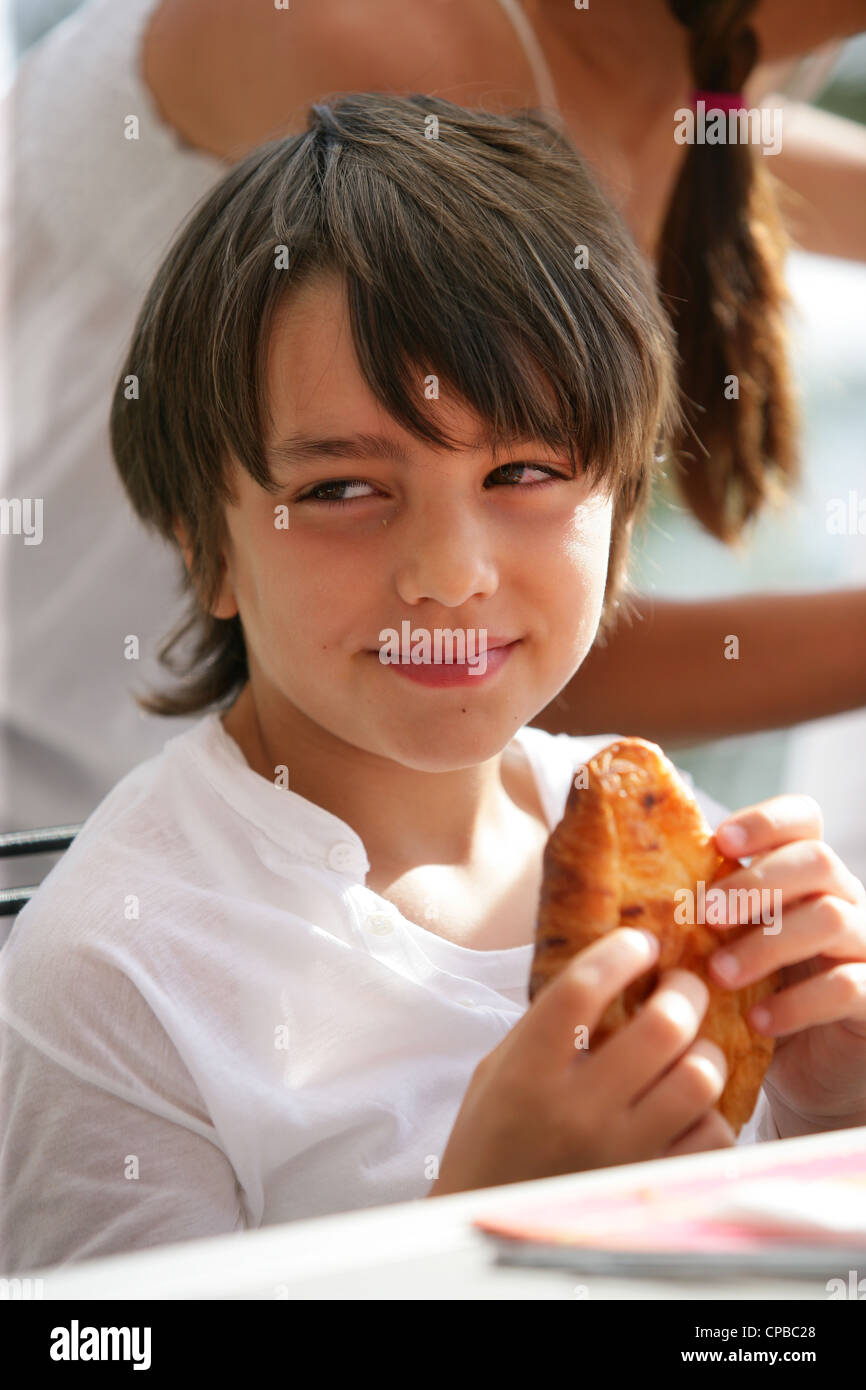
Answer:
[{"left": 529, "top": 737, "right": 780, "bottom": 1134}]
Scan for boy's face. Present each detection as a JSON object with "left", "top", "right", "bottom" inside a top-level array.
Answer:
[{"left": 209, "top": 271, "right": 613, "bottom": 771}]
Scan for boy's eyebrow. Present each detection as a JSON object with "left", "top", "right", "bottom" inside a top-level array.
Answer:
[
  {"left": 266, "top": 432, "right": 414, "bottom": 470},
  {"left": 265, "top": 429, "right": 548, "bottom": 471}
]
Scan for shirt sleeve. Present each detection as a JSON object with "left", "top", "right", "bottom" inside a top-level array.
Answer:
[
  {"left": 0, "top": 867, "right": 251, "bottom": 1275},
  {"left": 0, "top": 1012, "right": 248, "bottom": 1276}
]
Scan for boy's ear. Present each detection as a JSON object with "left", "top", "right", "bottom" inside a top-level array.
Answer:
[{"left": 171, "top": 518, "right": 239, "bottom": 620}]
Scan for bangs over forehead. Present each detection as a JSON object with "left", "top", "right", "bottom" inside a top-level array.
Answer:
[
  {"left": 257, "top": 269, "right": 587, "bottom": 490},
  {"left": 202, "top": 94, "right": 678, "bottom": 507}
]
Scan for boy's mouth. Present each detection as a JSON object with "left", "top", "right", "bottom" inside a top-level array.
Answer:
[
  {"left": 365, "top": 636, "right": 521, "bottom": 688},
  {"left": 366, "top": 634, "right": 518, "bottom": 652}
]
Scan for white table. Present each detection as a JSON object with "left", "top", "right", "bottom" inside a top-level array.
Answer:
[{"left": 21, "top": 1126, "right": 866, "bottom": 1300}]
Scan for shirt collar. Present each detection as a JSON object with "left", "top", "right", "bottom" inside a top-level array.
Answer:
[
  {"left": 173, "top": 712, "right": 371, "bottom": 881},
  {"left": 171, "top": 711, "right": 589, "bottom": 883}
]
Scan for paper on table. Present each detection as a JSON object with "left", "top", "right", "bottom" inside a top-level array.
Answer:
[
  {"left": 474, "top": 1146, "right": 866, "bottom": 1253},
  {"left": 702, "top": 1178, "right": 866, "bottom": 1241}
]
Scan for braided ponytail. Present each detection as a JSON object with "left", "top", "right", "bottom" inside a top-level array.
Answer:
[{"left": 657, "top": 0, "right": 801, "bottom": 543}]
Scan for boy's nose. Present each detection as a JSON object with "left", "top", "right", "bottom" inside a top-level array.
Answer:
[{"left": 391, "top": 508, "right": 499, "bottom": 608}]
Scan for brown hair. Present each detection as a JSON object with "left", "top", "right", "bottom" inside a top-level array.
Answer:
[
  {"left": 658, "top": 0, "right": 801, "bottom": 542},
  {"left": 110, "top": 92, "right": 682, "bottom": 716}
]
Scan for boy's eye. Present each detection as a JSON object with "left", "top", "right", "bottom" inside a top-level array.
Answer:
[
  {"left": 295, "top": 463, "right": 567, "bottom": 507},
  {"left": 297, "top": 479, "right": 377, "bottom": 505},
  {"left": 484, "top": 463, "right": 566, "bottom": 488}
]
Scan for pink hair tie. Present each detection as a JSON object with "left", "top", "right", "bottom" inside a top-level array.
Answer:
[{"left": 691, "top": 90, "right": 747, "bottom": 112}]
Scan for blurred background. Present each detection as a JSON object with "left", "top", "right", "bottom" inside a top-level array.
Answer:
[{"left": 1, "top": 0, "right": 864, "bottom": 879}]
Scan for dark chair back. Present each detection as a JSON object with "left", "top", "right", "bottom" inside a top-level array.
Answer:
[{"left": 0, "top": 825, "right": 83, "bottom": 916}]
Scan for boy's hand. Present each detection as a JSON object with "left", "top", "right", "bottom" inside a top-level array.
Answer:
[
  {"left": 713, "top": 795, "right": 866, "bottom": 1132},
  {"left": 430, "top": 928, "right": 735, "bottom": 1199}
]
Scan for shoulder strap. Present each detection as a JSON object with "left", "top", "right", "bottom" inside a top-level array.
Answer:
[{"left": 495, "top": 0, "right": 560, "bottom": 113}]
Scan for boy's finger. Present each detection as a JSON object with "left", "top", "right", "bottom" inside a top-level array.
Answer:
[
  {"left": 529, "top": 928, "right": 659, "bottom": 1063},
  {"left": 629, "top": 1036, "right": 727, "bottom": 1149},
  {"left": 662, "top": 1107, "right": 735, "bottom": 1158},
  {"left": 747, "top": 960, "right": 866, "bottom": 1038},
  {"left": 708, "top": 894, "right": 866, "bottom": 993},
  {"left": 708, "top": 839, "right": 866, "bottom": 933},
  {"left": 715, "top": 794, "right": 823, "bottom": 858},
  {"left": 596, "top": 968, "right": 711, "bottom": 1110}
]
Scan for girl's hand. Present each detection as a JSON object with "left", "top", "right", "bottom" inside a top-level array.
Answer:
[{"left": 711, "top": 795, "right": 866, "bottom": 1132}]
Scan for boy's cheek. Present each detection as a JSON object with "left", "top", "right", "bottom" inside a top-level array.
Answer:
[{"left": 557, "top": 514, "right": 612, "bottom": 599}]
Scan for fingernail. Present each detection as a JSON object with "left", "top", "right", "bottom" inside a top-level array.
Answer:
[
  {"left": 637, "top": 929, "right": 659, "bottom": 958},
  {"left": 721, "top": 825, "right": 747, "bottom": 853},
  {"left": 713, "top": 951, "right": 740, "bottom": 984},
  {"left": 751, "top": 1006, "right": 772, "bottom": 1032}
]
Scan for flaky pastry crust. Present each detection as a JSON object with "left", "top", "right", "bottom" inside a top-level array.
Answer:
[{"left": 529, "top": 738, "right": 779, "bottom": 1134}]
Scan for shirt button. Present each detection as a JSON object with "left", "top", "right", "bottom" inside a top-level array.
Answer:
[
  {"left": 328, "top": 841, "right": 363, "bottom": 874},
  {"left": 457, "top": 998, "right": 477, "bottom": 1008},
  {"left": 367, "top": 913, "right": 394, "bottom": 935}
]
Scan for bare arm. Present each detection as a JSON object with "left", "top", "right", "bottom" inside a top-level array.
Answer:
[
  {"left": 734, "top": 0, "right": 866, "bottom": 263},
  {"left": 530, "top": 589, "right": 866, "bottom": 748},
  {"left": 764, "top": 100, "right": 866, "bottom": 264},
  {"left": 750, "top": 0, "right": 865, "bottom": 63}
]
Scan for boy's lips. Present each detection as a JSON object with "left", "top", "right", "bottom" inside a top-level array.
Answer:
[
  {"left": 365, "top": 636, "right": 519, "bottom": 652},
  {"left": 365, "top": 637, "right": 521, "bottom": 688}
]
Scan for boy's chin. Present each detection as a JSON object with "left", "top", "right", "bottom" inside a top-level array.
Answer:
[{"left": 367, "top": 709, "right": 536, "bottom": 773}]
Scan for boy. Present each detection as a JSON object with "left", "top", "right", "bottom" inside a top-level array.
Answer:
[{"left": 2, "top": 94, "right": 864, "bottom": 1274}]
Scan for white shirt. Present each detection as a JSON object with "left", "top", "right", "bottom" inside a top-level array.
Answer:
[
  {"left": 0, "top": 0, "right": 229, "bottom": 831},
  {"left": 0, "top": 716, "right": 776, "bottom": 1275}
]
